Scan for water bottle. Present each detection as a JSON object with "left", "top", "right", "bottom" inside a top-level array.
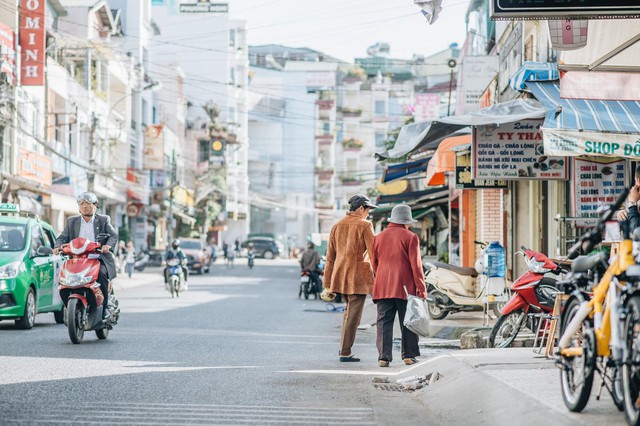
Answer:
[{"left": 484, "top": 242, "right": 506, "bottom": 278}]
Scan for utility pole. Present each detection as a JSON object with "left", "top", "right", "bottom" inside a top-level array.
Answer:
[
  {"left": 167, "top": 149, "right": 177, "bottom": 242},
  {"left": 447, "top": 59, "right": 457, "bottom": 116},
  {"left": 87, "top": 113, "right": 98, "bottom": 191}
]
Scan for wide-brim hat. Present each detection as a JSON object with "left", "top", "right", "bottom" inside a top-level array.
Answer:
[
  {"left": 389, "top": 204, "right": 417, "bottom": 225},
  {"left": 348, "top": 194, "right": 378, "bottom": 210}
]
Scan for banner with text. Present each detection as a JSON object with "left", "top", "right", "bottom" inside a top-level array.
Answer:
[
  {"left": 544, "top": 128, "right": 640, "bottom": 159},
  {"left": 414, "top": 93, "right": 440, "bottom": 122},
  {"left": 571, "top": 156, "right": 627, "bottom": 220},
  {"left": 20, "top": 0, "right": 46, "bottom": 85},
  {"left": 473, "top": 120, "right": 568, "bottom": 180}
]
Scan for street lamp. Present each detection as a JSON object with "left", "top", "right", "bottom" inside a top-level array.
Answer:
[{"left": 447, "top": 59, "right": 456, "bottom": 116}]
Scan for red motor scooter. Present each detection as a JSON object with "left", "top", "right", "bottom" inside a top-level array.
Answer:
[
  {"left": 58, "top": 237, "right": 120, "bottom": 344},
  {"left": 489, "top": 246, "right": 566, "bottom": 348}
]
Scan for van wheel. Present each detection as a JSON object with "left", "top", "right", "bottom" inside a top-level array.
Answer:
[
  {"left": 263, "top": 250, "right": 274, "bottom": 260},
  {"left": 15, "top": 288, "right": 36, "bottom": 329}
]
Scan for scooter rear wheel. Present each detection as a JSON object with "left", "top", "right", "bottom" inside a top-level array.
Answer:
[
  {"left": 96, "top": 327, "right": 109, "bottom": 340},
  {"left": 426, "top": 292, "right": 448, "bottom": 320}
]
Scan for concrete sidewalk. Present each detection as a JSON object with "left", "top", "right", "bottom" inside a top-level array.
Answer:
[{"left": 395, "top": 347, "right": 624, "bottom": 426}]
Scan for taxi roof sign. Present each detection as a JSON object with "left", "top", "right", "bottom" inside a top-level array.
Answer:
[{"left": 0, "top": 203, "right": 20, "bottom": 213}]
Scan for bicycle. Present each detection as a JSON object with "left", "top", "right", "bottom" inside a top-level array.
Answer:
[{"left": 557, "top": 188, "right": 630, "bottom": 413}]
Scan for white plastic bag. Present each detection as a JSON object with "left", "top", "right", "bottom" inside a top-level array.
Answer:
[{"left": 403, "top": 292, "right": 430, "bottom": 337}]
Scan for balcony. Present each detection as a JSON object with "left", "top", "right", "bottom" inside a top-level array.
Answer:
[
  {"left": 316, "top": 99, "right": 335, "bottom": 110},
  {"left": 314, "top": 166, "right": 335, "bottom": 179},
  {"left": 315, "top": 134, "right": 334, "bottom": 145},
  {"left": 340, "top": 107, "right": 362, "bottom": 118},
  {"left": 339, "top": 174, "right": 362, "bottom": 186},
  {"left": 341, "top": 138, "right": 363, "bottom": 151}
]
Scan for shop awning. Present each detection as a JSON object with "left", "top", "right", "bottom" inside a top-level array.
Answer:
[
  {"left": 509, "top": 61, "right": 559, "bottom": 92},
  {"left": 381, "top": 157, "right": 430, "bottom": 183},
  {"left": 376, "top": 187, "right": 448, "bottom": 205},
  {"left": 425, "top": 134, "right": 472, "bottom": 186},
  {"left": 560, "top": 19, "right": 640, "bottom": 72},
  {"left": 527, "top": 81, "right": 640, "bottom": 158},
  {"left": 376, "top": 98, "right": 546, "bottom": 161}
]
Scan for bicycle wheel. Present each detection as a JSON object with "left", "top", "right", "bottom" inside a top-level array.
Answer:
[
  {"left": 623, "top": 294, "right": 640, "bottom": 425},
  {"left": 559, "top": 297, "right": 596, "bottom": 412}
]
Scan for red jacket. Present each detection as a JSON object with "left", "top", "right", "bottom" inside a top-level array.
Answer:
[{"left": 371, "top": 224, "right": 427, "bottom": 301}]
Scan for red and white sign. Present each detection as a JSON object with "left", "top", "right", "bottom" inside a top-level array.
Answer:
[
  {"left": 19, "top": 0, "right": 45, "bottom": 86},
  {"left": 17, "top": 147, "right": 51, "bottom": 187},
  {"left": 0, "top": 22, "right": 16, "bottom": 85},
  {"left": 548, "top": 20, "right": 588, "bottom": 51},
  {"left": 571, "top": 157, "right": 626, "bottom": 222},
  {"left": 414, "top": 93, "right": 440, "bottom": 122}
]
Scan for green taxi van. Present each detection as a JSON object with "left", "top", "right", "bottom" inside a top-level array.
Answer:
[{"left": 0, "top": 203, "right": 64, "bottom": 329}]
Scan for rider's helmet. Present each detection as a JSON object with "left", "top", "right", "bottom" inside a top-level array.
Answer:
[
  {"left": 307, "top": 241, "right": 315, "bottom": 249},
  {"left": 77, "top": 192, "right": 99, "bottom": 206},
  {"left": 171, "top": 239, "right": 180, "bottom": 249},
  {"left": 320, "top": 288, "right": 336, "bottom": 302},
  {"left": 248, "top": 243, "right": 254, "bottom": 248}
]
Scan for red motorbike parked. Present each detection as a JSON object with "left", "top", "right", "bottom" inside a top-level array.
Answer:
[
  {"left": 58, "top": 237, "right": 120, "bottom": 344},
  {"left": 489, "top": 246, "right": 566, "bottom": 348}
]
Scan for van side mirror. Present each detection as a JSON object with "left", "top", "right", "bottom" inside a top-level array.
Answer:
[{"left": 37, "top": 246, "right": 53, "bottom": 256}]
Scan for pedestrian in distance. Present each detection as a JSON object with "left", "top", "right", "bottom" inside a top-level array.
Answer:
[
  {"left": 226, "top": 246, "right": 235, "bottom": 269},
  {"left": 125, "top": 241, "right": 136, "bottom": 279},
  {"left": 116, "top": 240, "right": 126, "bottom": 275},
  {"left": 323, "top": 194, "right": 377, "bottom": 362},
  {"left": 222, "top": 242, "right": 229, "bottom": 261},
  {"left": 371, "top": 204, "right": 427, "bottom": 367}
]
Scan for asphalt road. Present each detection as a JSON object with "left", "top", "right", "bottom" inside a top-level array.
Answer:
[{"left": 0, "top": 259, "right": 434, "bottom": 425}]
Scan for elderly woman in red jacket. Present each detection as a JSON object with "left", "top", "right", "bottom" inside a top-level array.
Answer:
[{"left": 371, "top": 204, "right": 427, "bottom": 367}]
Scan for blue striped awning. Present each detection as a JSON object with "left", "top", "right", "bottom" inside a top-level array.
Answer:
[
  {"left": 381, "top": 157, "right": 430, "bottom": 183},
  {"left": 527, "top": 81, "right": 640, "bottom": 158},
  {"left": 509, "top": 62, "right": 559, "bottom": 92},
  {"left": 528, "top": 81, "right": 640, "bottom": 133}
]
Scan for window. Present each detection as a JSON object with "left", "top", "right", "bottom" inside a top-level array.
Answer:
[
  {"left": 30, "top": 224, "right": 45, "bottom": 257},
  {"left": 375, "top": 100, "right": 386, "bottom": 116},
  {"left": 229, "top": 29, "right": 236, "bottom": 47},
  {"left": 375, "top": 131, "right": 385, "bottom": 148},
  {"left": 322, "top": 121, "right": 331, "bottom": 135},
  {"left": 141, "top": 99, "right": 148, "bottom": 128},
  {"left": 43, "top": 228, "right": 55, "bottom": 248},
  {"left": 198, "top": 140, "right": 209, "bottom": 163},
  {"left": 0, "top": 223, "right": 26, "bottom": 252}
]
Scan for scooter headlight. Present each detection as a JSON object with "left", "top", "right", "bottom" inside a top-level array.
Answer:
[
  {"left": 60, "top": 267, "right": 93, "bottom": 287},
  {"left": 526, "top": 256, "right": 552, "bottom": 274}
]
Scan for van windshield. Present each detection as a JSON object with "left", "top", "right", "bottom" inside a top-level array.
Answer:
[
  {"left": 0, "top": 223, "right": 27, "bottom": 252},
  {"left": 180, "top": 241, "right": 201, "bottom": 249}
]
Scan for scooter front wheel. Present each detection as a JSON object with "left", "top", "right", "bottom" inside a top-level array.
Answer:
[
  {"left": 489, "top": 309, "right": 526, "bottom": 348},
  {"left": 67, "top": 298, "right": 85, "bottom": 344}
]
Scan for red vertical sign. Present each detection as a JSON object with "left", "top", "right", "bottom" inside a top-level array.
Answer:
[{"left": 20, "top": 0, "right": 45, "bottom": 86}]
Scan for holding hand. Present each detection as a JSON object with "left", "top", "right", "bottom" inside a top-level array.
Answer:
[
  {"left": 102, "top": 245, "right": 111, "bottom": 253},
  {"left": 630, "top": 185, "right": 640, "bottom": 204},
  {"left": 618, "top": 209, "right": 629, "bottom": 222}
]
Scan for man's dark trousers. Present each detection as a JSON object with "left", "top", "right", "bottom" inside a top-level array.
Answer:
[{"left": 98, "top": 263, "right": 109, "bottom": 314}]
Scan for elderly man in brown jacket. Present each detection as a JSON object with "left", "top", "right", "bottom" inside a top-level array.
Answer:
[{"left": 323, "top": 194, "right": 377, "bottom": 362}]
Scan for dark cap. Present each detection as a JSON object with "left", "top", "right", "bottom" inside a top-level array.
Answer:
[{"left": 348, "top": 194, "right": 378, "bottom": 211}]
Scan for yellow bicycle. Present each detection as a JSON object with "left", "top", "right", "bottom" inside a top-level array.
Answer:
[{"left": 558, "top": 189, "right": 631, "bottom": 413}]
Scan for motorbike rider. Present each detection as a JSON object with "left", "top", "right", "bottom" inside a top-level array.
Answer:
[
  {"left": 54, "top": 192, "right": 118, "bottom": 320},
  {"left": 300, "top": 241, "right": 321, "bottom": 293},
  {"left": 247, "top": 243, "right": 256, "bottom": 265},
  {"left": 164, "top": 239, "right": 188, "bottom": 289}
]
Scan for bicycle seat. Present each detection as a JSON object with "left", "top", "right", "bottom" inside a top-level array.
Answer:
[
  {"left": 571, "top": 252, "right": 606, "bottom": 273},
  {"left": 432, "top": 262, "right": 478, "bottom": 278}
]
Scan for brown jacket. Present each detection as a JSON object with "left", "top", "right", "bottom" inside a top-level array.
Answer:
[
  {"left": 371, "top": 224, "right": 427, "bottom": 301},
  {"left": 323, "top": 212, "right": 375, "bottom": 295}
]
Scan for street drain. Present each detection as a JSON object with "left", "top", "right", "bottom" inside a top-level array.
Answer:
[{"left": 372, "top": 372, "right": 441, "bottom": 392}]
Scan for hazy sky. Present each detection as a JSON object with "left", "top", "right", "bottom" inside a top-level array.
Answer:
[{"left": 227, "top": 0, "right": 472, "bottom": 62}]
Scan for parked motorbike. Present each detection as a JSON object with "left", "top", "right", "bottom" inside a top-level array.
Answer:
[
  {"left": 166, "top": 258, "right": 184, "bottom": 298},
  {"left": 134, "top": 250, "right": 150, "bottom": 272},
  {"left": 58, "top": 237, "right": 120, "bottom": 344},
  {"left": 424, "top": 241, "right": 508, "bottom": 320},
  {"left": 489, "top": 246, "right": 567, "bottom": 348}
]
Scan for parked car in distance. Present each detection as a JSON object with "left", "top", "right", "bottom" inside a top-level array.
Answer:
[
  {"left": 0, "top": 203, "right": 65, "bottom": 329},
  {"left": 180, "top": 238, "right": 211, "bottom": 274},
  {"left": 241, "top": 238, "right": 283, "bottom": 259}
]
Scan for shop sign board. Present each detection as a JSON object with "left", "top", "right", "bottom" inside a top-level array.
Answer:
[
  {"left": 491, "top": 1, "right": 640, "bottom": 20},
  {"left": 544, "top": 129, "right": 640, "bottom": 159},
  {"left": 17, "top": 147, "right": 51, "bottom": 188},
  {"left": 143, "top": 125, "right": 165, "bottom": 170},
  {"left": 455, "top": 152, "right": 508, "bottom": 189},
  {"left": 179, "top": 1, "right": 228, "bottom": 13},
  {"left": 20, "top": 0, "right": 46, "bottom": 85},
  {"left": 560, "top": 71, "right": 640, "bottom": 101},
  {"left": 0, "top": 22, "right": 16, "bottom": 85},
  {"left": 571, "top": 156, "right": 627, "bottom": 222},
  {"left": 414, "top": 93, "right": 440, "bottom": 122},
  {"left": 473, "top": 120, "right": 568, "bottom": 180},
  {"left": 457, "top": 56, "right": 498, "bottom": 114}
]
